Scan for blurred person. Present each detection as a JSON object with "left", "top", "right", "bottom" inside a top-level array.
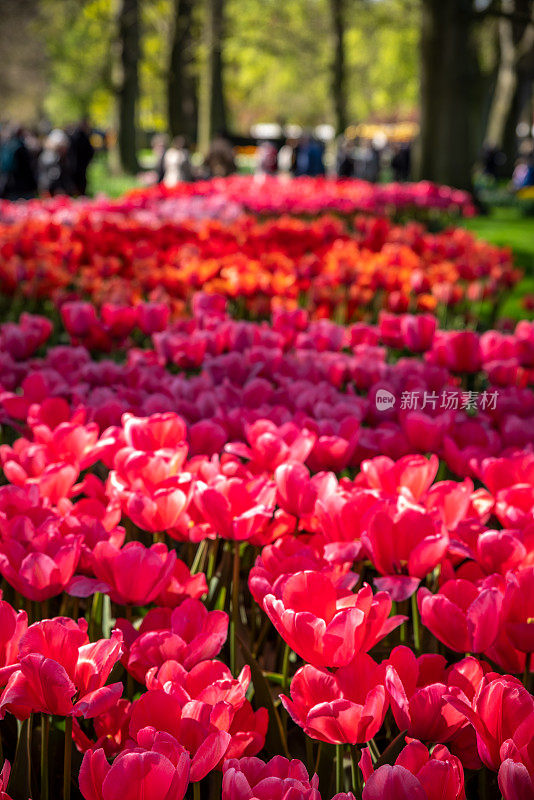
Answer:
[
  {"left": 69, "top": 117, "right": 95, "bottom": 195},
  {"left": 391, "top": 141, "right": 411, "bottom": 182},
  {"left": 204, "top": 133, "right": 236, "bottom": 177},
  {"left": 295, "top": 134, "right": 325, "bottom": 177},
  {"left": 512, "top": 139, "right": 534, "bottom": 191},
  {"left": 38, "top": 129, "right": 75, "bottom": 196},
  {"left": 163, "top": 135, "right": 193, "bottom": 186},
  {"left": 336, "top": 135, "right": 355, "bottom": 178},
  {"left": 256, "top": 140, "right": 278, "bottom": 175},
  {"left": 152, "top": 133, "right": 169, "bottom": 183},
  {"left": 0, "top": 125, "right": 38, "bottom": 200},
  {"left": 278, "top": 137, "right": 298, "bottom": 175}
]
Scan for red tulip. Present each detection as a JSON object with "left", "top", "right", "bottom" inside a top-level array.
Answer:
[
  {"left": 0, "top": 760, "right": 15, "bottom": 800},
  {"left": 0, "top": 518, "right": 81, "bottom": 601},
  {"left": 401, "top": 314, "right": 437, "bottom": 353},
  {"left": 446, "top": 675, "right": 534, "bottom": 770},
  {"left": 362, "top": 499, "right": 448, "bottom": 601},
  {"left": 222, "top": 756, "right": 321, "bottom": 800},
  {"left": 281, "top": 654, "right": 388, "bottom": 745},
  {"left": 417, "top": 579, "right": 503, "bottom": 653},
  {"left": 502, "top": 567, "right": 534, "bottom": 653},
  {"left": 122, "top": 411, "right": 187, "bottom": 452},
  {"left": 358, "top": 454, "right": 439, "bottom": 503},
  {"left": 128, "top": 689, "right": 231, "bottom": 780},
  {"left": 385, "top": 646, "right": 476, "bottom": 744},
  {"left": 498, "top": 758, "right": 534, "bottom": 800},
  {"left": 79, "top": 729, "right": 190, "bottom": 800},
  {"left": 137, "top": 302, "right": 170, "bottom": 335},
  {"left": 130, "top": 659, "right": 268, "bottom": 776},
  {"left": 0, "top": 593, "right": 27, "bottom": 686},
  {"left": 194, "top": 476, "right": 275, "bottom": 542},
  {"left": 274, "top": 462, "right": 318, "bottom": 518},
  {"left": 264, "top": 572, "right": 405, "bottom": 668},
  {"left": 69, "top": 541, "right": 176, "bottom": 606},
  {"left": 125, "top": 599, "right": 228, "bottom": 682},
  {"left": 0, "top": 618, "right": 123, "bottom": 719},
  {"left": 248, "top": 535, "right": 357, "bottom": 608},
  {"left": 361, "top": 739, "right": 465, "bottom": 800}
]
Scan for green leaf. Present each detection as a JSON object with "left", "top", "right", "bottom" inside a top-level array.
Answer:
[{"left": 237, "top": 633, "right": 290, "bottom": 758}]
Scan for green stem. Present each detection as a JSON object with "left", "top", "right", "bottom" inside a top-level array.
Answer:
[
  {"left": 231, "top": 541, "right": 241, "bottom": 675},
  {"left": 194, "top": 780, "right": 200, "bottom": 800},
  {"left": 89, "top": 592, "right": 102, "bottom": 641},
  {"left": 63, "top": 716, "right": 73, "bottom": 800},
  {"left": 351, "top": 745, "right": 362, "bottom": 799},
  {"left": 282, "top": 643, "right": 291, "bottom": 692},
  {"left": 524, "top": 651, "right": 532, "bottom": 691},
  {"left": 41, "top": 714, "right": 50, "bottom": 800},
  {"left": 368, "top": 738, "right": 381, "bottom": 763},
  {"left": 207, "top": 538, "right": 219, "bottom": 582},
  {"left": 191, "top": 540, "right": 207, "bottom": 574},
  {"left": 336, "top": 744, "right": 344, "bottom": 794},
  {"left": 411, "top": 591, "right": 421, "bottom": 653}
]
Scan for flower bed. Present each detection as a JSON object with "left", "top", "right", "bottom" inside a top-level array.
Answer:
[
  {"left": 0, "top": 189, "right": 518, "bottom": 324},
  {"left": 0, "top": 180, "right": 531, "bottom": 800}
]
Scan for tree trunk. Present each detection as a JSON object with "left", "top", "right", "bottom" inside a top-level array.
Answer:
[
  {"left": 117, "top": 0, "right": 139, "bottom": 174},
  {"left": 418, "top": 0, "right": 480, "bottom": 191},
  {"left": 198, "top": 0, "right": 227, "bottom": 153},
  {"left": 168, "top": 0, "right": 198, "bottom": 143},
  {"left": 484, "top": 0, "right": 534, "bottom": 149},
  {"left": 329, "top": 0, "right": 348, "bottom": 135}
]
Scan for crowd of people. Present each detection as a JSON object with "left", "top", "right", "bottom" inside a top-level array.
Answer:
[
  {"left": 0, "top": 120, "right": 94, "bottom": 200},
  {"left": 4, "top": 118, "right": 533, "bottom": 199},
  {"left": 255, "top": 133, "right": 412, "bottom": 182},
  {"left": 154, "top": 132, "right": 238, "bottom": 186}
]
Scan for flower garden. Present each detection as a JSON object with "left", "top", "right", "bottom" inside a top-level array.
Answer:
[{"left": 0, "top": 176, "right": 533, "bottom": 800}]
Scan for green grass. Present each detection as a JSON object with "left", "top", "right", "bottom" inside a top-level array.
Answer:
[
  {"left": 459, "top": 207, "right": 534, "bottom": 321},
  {"left": 87, "top": 154, "right": 141, "bottom": 198}
]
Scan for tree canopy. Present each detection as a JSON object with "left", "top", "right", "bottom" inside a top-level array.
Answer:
[{"left": 36, "top": 0, "right": 419, "bottom": 132}]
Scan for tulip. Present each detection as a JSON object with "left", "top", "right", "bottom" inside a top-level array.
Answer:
[
  {"left": 0, "top": 618, "right": 123, "bottom": 720},
  {"left": 125, "top": 599, "right": 228, "bottom": 682},
  {"left": 502, "top": 567, "right": 534, "bottom": 654},
  {"left": 446, "top": 675, "right": 534, "bottom": 770},
  {"left": 0, "top": 523, "right": 82, "bottom": 602},
  {"left": 79, "top": 730, "right": 190, "bottom": 800},
  {"left": 361, "top": 740, "right": 465, "bottom": 800},
  {"left": 498, "top": 758, "right": 534, "bottom": 800},
  {"left": 358, "top": 454, "right": 439, "bottom": 502},
  {"left": 0, "top": 593, "right": 27, "bottom": 686},
  {"left": 222, "top": 756, "right": 321, "bottom": 800},
  {"left": 0, "top": 760, "right": 14, "bottom": 800},
  {"left": 417, "top": 579, "right": 503, "bottom": 654},
  {"left": 68, "top": 541, "right": 176, "bottom": 606},
  {"left": 385, "top": 646, "right": 476, "bottom": 744},
  {"left": 281, "top": 654, "right": 388, "bottom": 745},
  {"left": 264, "top": 572, "right": 405, "bottom": 668},
  {"left": 274, "top": 461, "right": 318, "bottom": 518},
  {"left": 362, "top": 499, "right": 448, "bottom": 601}
]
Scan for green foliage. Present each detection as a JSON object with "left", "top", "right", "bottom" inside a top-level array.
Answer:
[
  {"left": 36, "top": 0, "right": 419, "bottom": 133},
  {"left": 39, "top": 0, "right": 114, "bottom": 126},
  {"left": 224, "top": 0, "right": 419, "bottom": 129}
]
